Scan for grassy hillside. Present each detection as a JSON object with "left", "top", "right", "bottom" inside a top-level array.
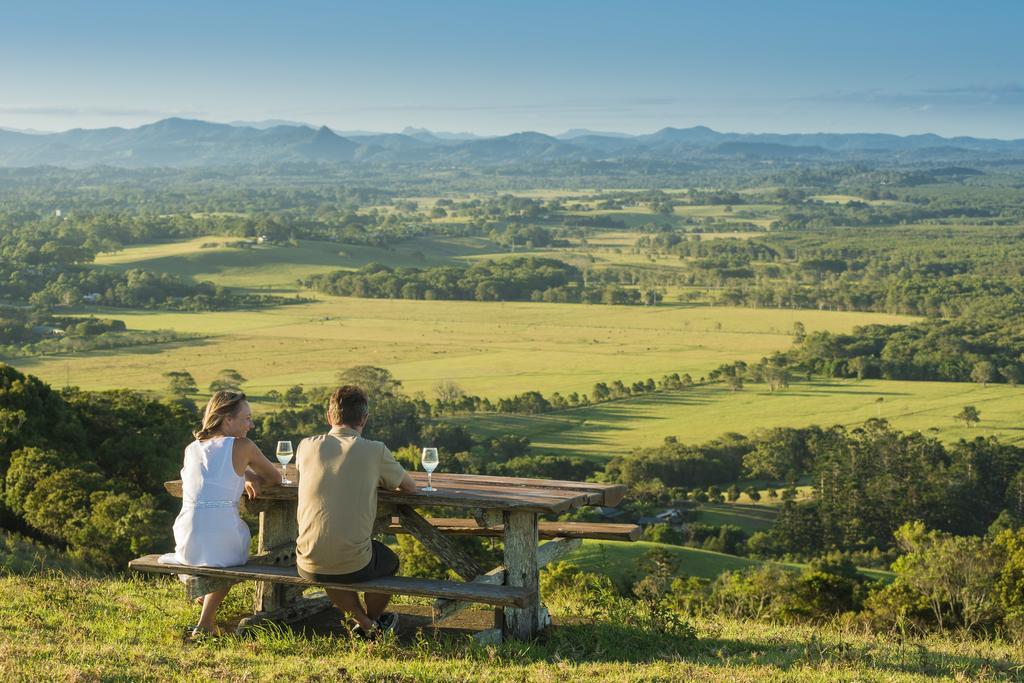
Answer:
[
  {"left": 0, "top": 532, "right": 94, "bottom": 577},
  {"left": 566, "top": 539, "right": 894, "bottom": 584},
  {"left": 11, "top": 297, "right": 911, "bottom": 408},
  {"left": 2, "top": 572, "right": 1017, "bottom": 681},
  {"left": 94, "top": 236, "right": 461, "bottom": 291},
  {"left": 449, "top": 378, "right": 1024, "bottom": 457},
  {"left": 694, "top": 502, "right": 779, "bottom": 533}
]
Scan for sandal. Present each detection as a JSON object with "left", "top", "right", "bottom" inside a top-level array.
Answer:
[{"left": 188, "top": 625, "right": 224, "bottom": 641}]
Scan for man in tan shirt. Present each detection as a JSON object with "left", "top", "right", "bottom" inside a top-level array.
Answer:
[{"left": 296, "top": 385, "right": 416, "bottom": 637}]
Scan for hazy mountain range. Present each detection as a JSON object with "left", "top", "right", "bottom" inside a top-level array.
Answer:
[{"left": 0, "top": 117, "right": 1022, "bottom": 168}]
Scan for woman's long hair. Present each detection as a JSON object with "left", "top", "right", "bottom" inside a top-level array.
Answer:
[{"left": 193, "top": 390, "right": 247, "bottom": 440}]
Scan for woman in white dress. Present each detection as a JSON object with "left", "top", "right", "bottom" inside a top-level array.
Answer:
[{"left": 159, "top": 390, "right": 282, "bottom": 636}]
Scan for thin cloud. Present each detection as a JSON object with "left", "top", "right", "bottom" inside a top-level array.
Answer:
[
  {"left": 809, "top": 84, "right": 1024, "bottom": 107},
  {"left": 293, "top": 96, "right": 686, "bottom": 116},
  {"left": 0, "top": 105, "right": 206, "bottom": 118}
]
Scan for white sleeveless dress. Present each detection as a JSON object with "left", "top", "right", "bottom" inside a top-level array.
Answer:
[{"left": 159, "top": 436, "right": 251, "bottom": 568}]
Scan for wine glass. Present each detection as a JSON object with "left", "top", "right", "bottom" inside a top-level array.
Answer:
[
  {"left": 421, "top": 447, "right": 439, "bottom": 492},
  {"left": 276, "top": 440, "right": 294, "bottom": 485}
]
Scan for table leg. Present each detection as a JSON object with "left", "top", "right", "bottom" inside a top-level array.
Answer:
[
  {"left": 254, "top": 500, "right": 299, "bottom": 613},
  {"left": 502, "top": 510, "right": 540, "bottom": 640},
  {"left": 397, "top": 505, "right": 484, "bottom": 581}
]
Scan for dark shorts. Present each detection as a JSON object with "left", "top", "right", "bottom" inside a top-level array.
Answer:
[{"left": 297, "top": 540, "right": 399, "bottom": 584}]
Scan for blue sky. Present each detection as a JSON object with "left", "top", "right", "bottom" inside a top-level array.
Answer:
[{"left": 2, "top": 1, "right": 1023, "bottom": 137}]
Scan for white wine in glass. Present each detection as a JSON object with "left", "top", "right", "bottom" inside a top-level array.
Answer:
[
  {"left": 421, "top": 447, "right": 439, "bottom": 492},
  {"left": 276, "top": 440, "right": 294, "bottom": 485}
]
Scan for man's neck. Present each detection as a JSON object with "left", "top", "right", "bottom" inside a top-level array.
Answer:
[{"left": 332, "top": 423, "right": 362, "bottom": 435}]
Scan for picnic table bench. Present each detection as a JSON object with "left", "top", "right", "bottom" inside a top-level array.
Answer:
[{"left": 130, "top": 468, "right": 637, "bottom": 642}]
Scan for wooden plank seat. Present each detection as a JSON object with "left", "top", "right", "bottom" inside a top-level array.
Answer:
[
  {"left": 128, "top": 554, "right": 532, "bottom": 608},
  {"left": 386, "top": 518, "right": 641, "bottom": 542}
]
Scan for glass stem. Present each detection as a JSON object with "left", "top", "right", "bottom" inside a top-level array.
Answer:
[{"left": 428, "top": 472, "right": 433, "bottom": 489}]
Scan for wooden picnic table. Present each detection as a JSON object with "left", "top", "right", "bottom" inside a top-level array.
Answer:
[{"left": 164, "top": 467, "right": 627, "bottom": 640}]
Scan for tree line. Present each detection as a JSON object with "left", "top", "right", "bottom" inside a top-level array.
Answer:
[{"left": 305, "top": 257, "right": 656, "bottom": 305}]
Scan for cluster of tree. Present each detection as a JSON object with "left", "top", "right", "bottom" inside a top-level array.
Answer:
[
  {"left": 3, "top": 329, "right": 193, "bottom": 359},
  {"left": 306, "top": 257, "right": 650, "bottom": 305},
  {"left": 707, "top": 358, "right": 791, "bottom": 392},
  {"left": 488, "top": 223, "right": 569, "bottom": 249},
  {"left": 630, "top": 224, "right": 1024, "bottom": 322},
  {"left": 607, "top": 421, "right": 1024, "bottom": 559},
  {"left": 644, "top": 520, "right": 747, "bottom": 555},
  {"left": 769, "top": 201, "right": 1008, "bottom": 232},
  {"left": 0, "top": 211, "right": 300, "bottom": 312},
  {"left": 0, "top": 364, "right": 194, "bottom": 568},
  {"left": 606, "top": 433, "right": 750, "bottom": 492},
  {"left": 0, "top": 310, "right": 194, "bottom": 357},
  {"left": 658, "top": 522, "right": 1024, "bottom": 638},
  {"left": 788, "top": 318, "right": 1024, "bottom": 384},
  {"left": 660, "top": 554, "right": 876, "bottom": 624},
  {"left": 429, "top": 372, "right": 695, "bottom": 418},
  {"left": 29, "top": 268, "right": 298, "bottom": 311},
  {"left": 1, "top": 310, "right": 125, "bottom": 346},
  {"left": 758, "top": 422, "right": 1024, "bottom": 555}
]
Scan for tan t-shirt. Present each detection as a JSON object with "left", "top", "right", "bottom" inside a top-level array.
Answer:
[{"left": 295, "top": 426, "right": 406, "bottom": 575}]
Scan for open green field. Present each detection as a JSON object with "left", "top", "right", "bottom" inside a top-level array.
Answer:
[
  {"left": 94, "top": 236, "right": 461, "bottom": 291},
  {"left": 449, "top": 378, "right": 1024, "bottom": 459},
  {"left": 10, "top": 298, "right": 913, "bottom": 411},
  {"left": 93, "top": 231, "right": 755, "bottom": 294},
  {"left": 694, "top": 503, "right": 779, "bottom": 533},
  {"left": 567, "top": 539, "right": 894, "bottom": 583},
  {"left": 24, "top": 237, "right": 1022, "bottom": 452}
]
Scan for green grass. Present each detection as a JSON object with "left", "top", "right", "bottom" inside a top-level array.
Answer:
[
  {"left": 0, "top": 532, "right": 95, "bottom": 577},
  {"left": 449, "top": 378, "right": 1024, "bottom": 459},
  {"left": 2, "top": 572, "right": 1018, "bottom": 681},
  {"left": 94, "top": 237, "right": 458, "bottom": 291},
  {"left": 9, "top": 298, "right": 911, "bottom": 414},
  {"left": 694, "top": 503, "right": 778, "bottom": 533},
  {"left": 34, "top": 235, "right": 1024, "bottom": 452},
  {"left": 565, "top": 539, "right": 894, "bottom": 585},
  {"left": 93, "top": 231, "right": 759, "bottom": 292},
  {"left": 569, "top": 539, "right": 794, "bottom": 580}
]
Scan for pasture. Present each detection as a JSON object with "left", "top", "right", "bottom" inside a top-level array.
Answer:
[
  {"left": 448, "top": 378, "right": 1024, "bottom": 459},
  {"left": 21, "top": 236, "right": 1018, "bottom": 454},
  {"left": 11, "top": 296, "right": 913, "bottom": 413},
  {"left": 94, "top": 236, "right": 449, "bottom": 291},
  {"left": 93, "top": 230, "right": 757, "bottom": 294},
  {"left": 565, "top": 539, "right": 894, "bottom": 583},
  {"left": 694, "top": 503, "right": 779, "bottom": 533}
]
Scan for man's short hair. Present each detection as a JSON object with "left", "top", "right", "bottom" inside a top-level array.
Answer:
[{"left": 329, "top": 385, "right": 369, "bottom": 426}]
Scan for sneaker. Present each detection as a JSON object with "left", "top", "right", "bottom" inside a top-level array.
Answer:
[
  {"left": 352, "top": 613, "right": 398, "bottom": 641},
  {"left": 376, "top": 612, "right": 399, "bottom": 635},
  {"left": 351, "top": 621, "right": 379, "bottom": 641}
]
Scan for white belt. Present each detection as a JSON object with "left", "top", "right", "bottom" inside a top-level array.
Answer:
[{"left": 182, "top": 498, "right": 238, "bottom": 509}]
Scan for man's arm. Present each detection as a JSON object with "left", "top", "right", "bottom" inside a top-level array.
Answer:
[
  {"left": 379, "top": 444, "right": 417, "bottom": 493},
  {"left": 396, "top": 471, "right": 417, "bottom": 493}
]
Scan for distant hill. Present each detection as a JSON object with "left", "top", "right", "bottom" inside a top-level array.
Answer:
[
  {"left": 401, "top": 126, "right": 482, "bottom": 141},
  {"left": 556, "top": 128, "right": 633, "bottom": 139},
  {"left": 227, "top": 118, "right": 314, "bottom": 129},
  {"left": 711, "top": 141, "right": 831, "bottom": 159},
  {"left": 0, "top": 117, "right": 1022, "bottom": 167}
]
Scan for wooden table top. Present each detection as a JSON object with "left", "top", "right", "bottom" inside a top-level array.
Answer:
[{"left": 165, "top": 466, "right": 625, "bottom": 515}]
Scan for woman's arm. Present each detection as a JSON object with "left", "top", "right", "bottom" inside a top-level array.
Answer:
[{"left": 235, "top": 438, "right": 283, "bottom": 497}]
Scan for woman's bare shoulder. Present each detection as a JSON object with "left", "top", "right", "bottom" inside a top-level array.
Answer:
[{"left": 232, "top": 437, "right": 263, "bottom": 457}]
